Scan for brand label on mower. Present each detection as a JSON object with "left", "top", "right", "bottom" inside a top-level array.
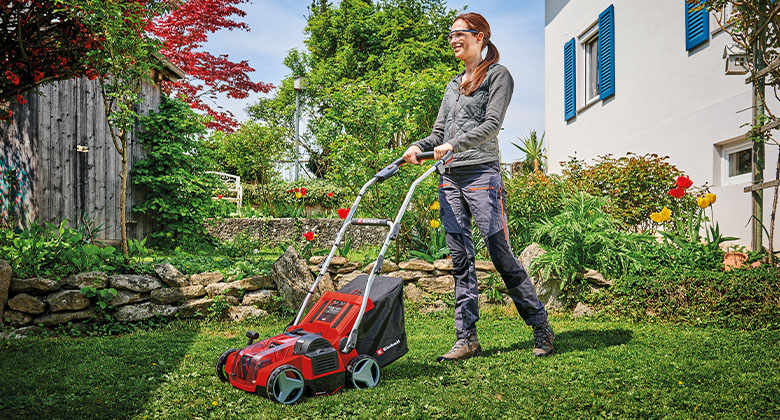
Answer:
[{"left": 376, "top": 339, "right": 400, "bottom": 356}]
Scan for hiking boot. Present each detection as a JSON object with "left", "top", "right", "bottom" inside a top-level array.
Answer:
[
  {"left": 532, "top": 320, "right": 555, "bottom": 357},
  {"left": 437, "top": 335, "right": 482, "bottom": 362}
]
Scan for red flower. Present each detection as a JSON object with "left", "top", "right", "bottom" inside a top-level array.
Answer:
[
  {"left": 294, "top": 188, "right": 300, "bottom": 193},
  {"left": 33, "top": 71, "right": 44, "bottom": 83},
  {"left": 286, "top": 189, "right": 293, "bottom": 193},
  {"left": 301, "top": 188, "right": 307, "bottom": 195},
  {"left": 327, "top": 192, "right": 334, "bottom": 197},
  {"left": 668, "top": 187, "right": 685, "bottom": 199},
  {"left": 676, "top": 176, "right": 693, "bottom": 189},
  {"left": 15, "top": 94, "right": 26, "bottom": 104},
  {"left": 337, "top": 208, "right": 349, "bottom": 219},
  {"left": 217, "top": 194, "right": 223, "bottom": 199},
  {"left": 304, "top": 231, "right": 314, "bottom": 241}
]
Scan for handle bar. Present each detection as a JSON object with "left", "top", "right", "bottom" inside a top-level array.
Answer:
[{"left": 375, "top": 150, "right": 453, "bottom": 182}]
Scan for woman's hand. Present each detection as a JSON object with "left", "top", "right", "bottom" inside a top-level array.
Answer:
[
  {"left": 434, "top": 143, "right": 453, "bottom": 160},
  {"left": 403, "top": 145, "right": 423, "bottom": 164}
]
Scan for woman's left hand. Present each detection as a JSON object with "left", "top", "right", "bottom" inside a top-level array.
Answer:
[{"left": 434, "top": 143, "right": 453, "bottom": 160}]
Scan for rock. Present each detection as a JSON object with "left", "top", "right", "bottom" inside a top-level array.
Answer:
[
  {"left": 61, "top": 271, "right": 108, "bottom": 289},
  {"left": 309, "top": 264, "right": 321, "bottom": 273},
  {"left": 189, "top": 272, "right": 224, "bottom": 286},
  {"left": 316, "top": 273, "right": 335, "bottom": 295},
  {"left": 384, "top": 270, "right": 423, "bottom": 282},
  {"left": 3, "top": 310, "right": 33, "bottom": 327},
  {"left": 4, "top": 325, "right": 52, "bottom": 338},
  {"left": 226, "top": 306, "right": 268, "bottom": 322},
  {"left": 418, "top": 275, "right": 453, "bottom": 294},
  {"left": 330, "top": 256, "right": 348, "bottom": 266},
  {"left": 10, "top": 278, "right": 59, "bottom": 293},
  {"left": 0, "top": 260, "right": 10, "bottom": 324},
  {"left": 109, "top": 275, "right": 164, "bottom": 293},
  {"left": 403, "top": 283, "right": 427, "bottom": 303},
  {"left": 433, "top": 259, "right": 452, "bottom": 271},
  {"left": 270, "top": 247, "right": 316, "bottom": 310},
  {"left": 572, "top": 302, "right": 595, "bottom": 318},
  {"left": 363, "top": 260, "right": 399, "bottom": 274},
  {"left": 150, "top": 285, "right": 206, "bottom": 305},
  {"left": 475, "top": 260, "right": 497, "bottom": 272},
  {"left": 205, "top": 281, "right": 242, "bottom": 298},
  {"left": 579, "top": 269, "right": 612, "bottom": 287},
  {"left": 333, "top": 271, "right": 362, "bottom": 290},
  {"left": 109, "top": 290, "right": 148, "bottom": 306},
  {"left": 420, "top": 300, "right": 447, "bottom": 313},
  {"left": 519, "top": 243, "right": 564, "bottom": 312},
  {"left": 154, "top": 263, "right": 189, "bottom": 288},
  {"left": 7, "top": 293, "right": 46, "bottom": 314},
  {"left": 239, "top": 275, "right": 274, "bottom": 291},
  {"left": 310, "top": 256, "right": 326, "bottom": 265},
  {"left": 242, "top": 289, "right": 279, "bottom": 307},
  {"left": 34, "top": 308, "right": 96, "bottom": 326},
  {"left": 114, "top": 302, "right": 177, "bottom": 322},
  {"left": 178, "top": 298, "right": 213, "bottom": 318},
  {"left": 337, "top": 262, "right": 362, "bottom": 274},
  {"left": 47, "top": 290, "right": 91, "bottom": 312},
  {"left": 398, "top": 259, "right": 435, "bottom": 272},
  {"left": 431, "top": 269, "right": 448, "bottom": 276}
]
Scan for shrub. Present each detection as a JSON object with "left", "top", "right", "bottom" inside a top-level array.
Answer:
[
  {"left": 132, "top": 96, "right": 221, "bottom": 248},
  {"left": 242, "top": 179, "right": 353, "bottom": 217},
  {"left": 504, "top": 171, "right": 572, "bottom": 252},
  {"left": 589, "top": 267, "right": 780, "bottom": 330},
  {"left": 561, "top": 153, "right": 696, "bottom": 231},
  {"left": 208, "top": 121, "right": 287, "bottom": 184}
]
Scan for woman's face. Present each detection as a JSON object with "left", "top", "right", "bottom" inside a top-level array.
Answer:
[{"left": 448, "top": 19, "right": 483, "bottom": 62}]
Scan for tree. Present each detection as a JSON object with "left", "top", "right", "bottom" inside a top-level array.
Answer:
[
  {"left": 512, "top": 130, "right": 547, "bottom": 173},
  {"left": 72, "top": 0, "right": 172, "bottom": 258},
  {"left": 149, "top": 0, "right": 274, "bottom": 132},
  {"left": 0, "top": 0, "right": 97, "bottom": 121}
]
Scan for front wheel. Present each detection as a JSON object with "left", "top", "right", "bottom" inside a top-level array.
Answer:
[
  {"left": 266, "top": 364, "right": 305, "bottom": 404},
  {"left": 216, "top": 348, "right": 238, "bottom": 382},
  {"left": 346, "top": 355, "right": 381, "bottom": 389}
]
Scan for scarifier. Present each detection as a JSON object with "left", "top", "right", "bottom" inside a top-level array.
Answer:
[{"left": 216, "top": 150, "right": 453, "bottom": 404}]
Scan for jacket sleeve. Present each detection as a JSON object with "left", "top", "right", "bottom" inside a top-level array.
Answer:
[
  {"left": 447, "top": 66, "right": 514, "bottom": 153},
  {"left": 412, "top": 98, "right": 447, "bottom": 152}
]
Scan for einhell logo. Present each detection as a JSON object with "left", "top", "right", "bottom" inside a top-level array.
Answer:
[{"left": 376, "top": 339, "right": 400, "bottom": 356}]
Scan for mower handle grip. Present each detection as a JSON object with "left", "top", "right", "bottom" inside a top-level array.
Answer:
[{"left": 374, "top": 150, "right": 453, "bottom": 182}]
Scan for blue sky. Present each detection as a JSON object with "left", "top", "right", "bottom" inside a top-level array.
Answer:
[{"left": 204, "top": 0, "right": 544, "bottom": 163}]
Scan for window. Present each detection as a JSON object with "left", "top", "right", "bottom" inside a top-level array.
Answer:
[
  {"left": 584, "top": 33, "right": 599, "bottom": 102},
  {"left": 728, "top": 147, "right": 751, "bottom": 177},
  {"left": 686, "top": 0, "right": 709, "bottom": 51}
]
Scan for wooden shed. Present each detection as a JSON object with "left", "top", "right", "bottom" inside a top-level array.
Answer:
[{"left": 0, "top": 58, "right": 185, "bottom": 242}]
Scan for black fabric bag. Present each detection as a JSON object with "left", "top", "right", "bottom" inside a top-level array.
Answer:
[{"left": 337, "top": 274, "right": 408, "bottom": 367}]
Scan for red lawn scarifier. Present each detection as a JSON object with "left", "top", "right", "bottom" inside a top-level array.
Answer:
[{"left": 216, "top": 151, "right": 453, "bottom": 404}]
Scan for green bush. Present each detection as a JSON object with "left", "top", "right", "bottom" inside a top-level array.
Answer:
[
  {"left": 504, "top": 171, "right": 572, "bottom": 252},
  {"left": 242, "top": 179, "right": 353, "bottom": 217},
  {"left": 561, "top": 153, "right": 696, "bottom": 231},
  {"left": 132, "top": 96, "right": 222, "bottom": 248},
  {"left": 590, "top": 267, "right": 780, "bottom": 330},
  {"left": 208, "top": 121, "right": 287, "bottom": 184},
  {"left": 0, "top": 221, "right": 128, "bottom": 279}
]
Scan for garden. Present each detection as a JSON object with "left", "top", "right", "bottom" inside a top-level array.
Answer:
[{"left": 1, "top": 0, "right": 780, "bottom": 419}]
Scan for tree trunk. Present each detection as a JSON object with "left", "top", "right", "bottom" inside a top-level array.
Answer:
[
  {"left": 770, "top": 149, "right": 779, "bottom": 264},
  {"left": 119, "top": 129, "right": 129, "bottom": 259}
]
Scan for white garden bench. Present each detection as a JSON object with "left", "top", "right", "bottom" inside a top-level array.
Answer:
[{"left": 205, "top": 171, "right": 242, "bottom": 215}]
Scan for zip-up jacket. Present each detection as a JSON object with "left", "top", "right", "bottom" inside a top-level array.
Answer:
[{"left": 413, "top": 63, "right": 513, "bottom": 167}]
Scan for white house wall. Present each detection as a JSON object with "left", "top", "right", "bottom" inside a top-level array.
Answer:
[{"left": 545, "top": 0, "right": 780, "bottom": 247}]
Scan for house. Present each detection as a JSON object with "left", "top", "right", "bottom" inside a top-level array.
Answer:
[
  {"left": 545, "top": 0, "right": 780, "bottom": 247},
  {"left": 0, "top": 58, "right": 185, "bottom": 242}
]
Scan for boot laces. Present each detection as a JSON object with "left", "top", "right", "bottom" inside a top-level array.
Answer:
[{"left": 533, "top": 325, "right": 550, "bottom": 348}]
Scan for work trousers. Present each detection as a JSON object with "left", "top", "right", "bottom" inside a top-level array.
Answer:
[{"left": 437, "top": 162, "right": 547, "bottom": 339}]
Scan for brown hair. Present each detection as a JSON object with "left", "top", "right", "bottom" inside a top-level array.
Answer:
[{"left": 454, "top": 13, "right": 500, "bottom": 96}]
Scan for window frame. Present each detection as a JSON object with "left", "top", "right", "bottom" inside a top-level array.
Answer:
[
  {"left": 722, "top": 141, "right": 753, "bottom": 185},
  {"left": 577, "top": 19, "right": 600, "bottom": 112}
]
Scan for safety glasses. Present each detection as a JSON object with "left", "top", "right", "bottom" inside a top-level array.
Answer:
[{"left": 447, "top": 29, "right": 479, "bottom": 42}]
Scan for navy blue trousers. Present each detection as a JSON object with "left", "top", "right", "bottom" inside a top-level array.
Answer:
[{"left": 437, "top": 162, "right": 547, "bottom": 339}]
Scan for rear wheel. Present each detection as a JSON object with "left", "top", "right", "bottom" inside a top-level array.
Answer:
[
  {"left": 346, "top": 355, "right": 380, "bottom": 389},
  {"left": 216, "top": 348, "right": 239, "bottom": 382},
  {"left": 266, "top": 364, "right": 305, "bottom": 404}
]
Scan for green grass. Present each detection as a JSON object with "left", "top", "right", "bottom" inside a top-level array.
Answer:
[{"left": 1, "top": 312, "right": 778, "bottom": 419}]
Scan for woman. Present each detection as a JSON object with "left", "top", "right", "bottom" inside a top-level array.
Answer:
[{"left": 403, "top": 12, "right": 554, "bottom": 360}]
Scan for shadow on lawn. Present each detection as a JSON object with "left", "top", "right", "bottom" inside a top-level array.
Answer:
[{"left": 482, "top": 328, "right": 634, "bottom": 357}]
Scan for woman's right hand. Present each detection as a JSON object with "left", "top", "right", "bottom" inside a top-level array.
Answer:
[{"left": 402, "top": 145, "right": 423, "bottom": 164}]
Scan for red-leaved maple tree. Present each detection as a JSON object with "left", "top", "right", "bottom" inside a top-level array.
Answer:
[{"left": 150, "top": 0, "right": 274, "bottom": 132}]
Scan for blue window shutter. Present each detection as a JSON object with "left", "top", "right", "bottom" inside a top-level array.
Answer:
[
  {"left": 564, "top": 38, "right": 576, "bottom": 121},
  {"left": 686, "top": 0, "right": 709, "bottom": 51},
  {"left": 598, "top": 5, "right": 615, "bottom": 100}
]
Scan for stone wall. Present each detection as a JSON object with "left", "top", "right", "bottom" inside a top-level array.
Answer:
[{"left": 206, "top": 218, "right": 387, "bottom": 249}]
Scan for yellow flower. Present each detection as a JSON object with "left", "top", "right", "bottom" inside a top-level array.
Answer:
[
  {"left": 430, "top": 219, "right": 441, "bottom": 229},
  {"left": 697, "top": 197, "right": 710, "bottom": 209},
  {"left": 295, "top": 192, "right": 302, "bottom": 199},
  {"left": 650, "top": 207, "right": 671, "bottom": 223},
  {"left": 705, "top": 193, "right": 716, "bottom": 205},
  {"left": 429, "top": 201, "right": 440, "bottom": 211},
  {"left": 212, "top": 401, "right": 218, "bottom": 406}
]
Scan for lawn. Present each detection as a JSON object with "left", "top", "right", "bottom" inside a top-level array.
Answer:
[{"left": 1, "top": 312, "right": 778, "bottom": 419}]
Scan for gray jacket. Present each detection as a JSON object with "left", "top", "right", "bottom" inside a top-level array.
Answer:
[{"left": 413, "top": 63, "right": 513, "bottom": 167}]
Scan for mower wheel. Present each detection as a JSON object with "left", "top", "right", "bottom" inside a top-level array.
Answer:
[
  {"left": 216, "top": 348, "right": 239, "bottom": 382},
  {"left": 266, "top": 364, "right": 305, "bottom": 404},
  {"left": 346, "top": 355, "right": 381, "bottom": 389}
]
